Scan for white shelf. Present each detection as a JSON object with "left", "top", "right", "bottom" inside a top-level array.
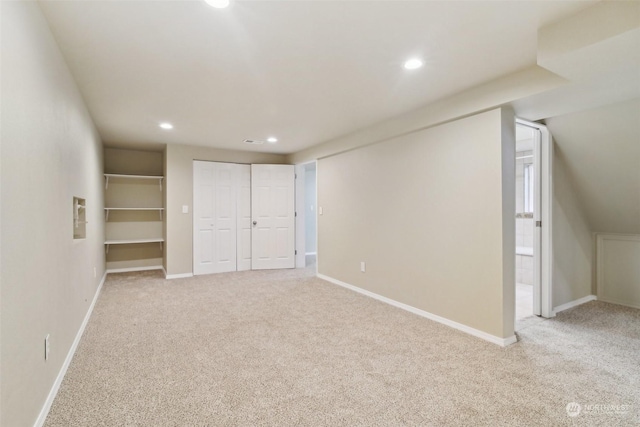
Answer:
[
  {"left": 104, "top": 207, "right": 164, "bottom": 210},
  {"left": 105, "top": 238, "right": 164, "bottom": 245},
  {"left": 104, "top": 173, "right": 164, "bottom": 179},
  {"left": 104, "top": 207, "right": 164, "bottom": 221},
  {"left": 104, "top": 238, "right": 164, "bottom": 254},
  {"left": 104, "top": 174, "right": 163, "bottom": 191}
]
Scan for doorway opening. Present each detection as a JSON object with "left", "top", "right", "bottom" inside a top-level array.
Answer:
[
  {"left": 304, "top": 163, "right": 317, "bottom": 268},
  {"left": 515, "top": 124, "right": 539, "bottom": 327},
  {"left": 515, "top": 119, "right": 553, "bottom": 331},
  {"left": 295, "top": 161, "right": 318, "bottom": 273}
]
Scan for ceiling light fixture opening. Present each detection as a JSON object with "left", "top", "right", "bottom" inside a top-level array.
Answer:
[
  {"left": 204, "top": 0, "right": 230, "bottom": 9},
  {"left": 403, "top": 58, "right": 423, "bottom": 70},
  {"left": 267, "top": 137, "right": 278, "bottom": 143},
  {"left": 159, "top": 122, "right": 174, "bottom": 130}
]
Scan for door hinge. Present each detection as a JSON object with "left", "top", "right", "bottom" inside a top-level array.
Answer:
[
  {"left": 295, "top": 211, "right": 297, "bottom": 217},
  {"left": 295, "top": 250, "right": 297, "bottom": 255},
  {"left": 536, "top": 221, "right": 542, "bottom": 227},
  {"left": 295, "top": 173, "right": 297, "bottom": 179}
]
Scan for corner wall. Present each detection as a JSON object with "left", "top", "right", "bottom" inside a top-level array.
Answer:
[
  {"left": 1, "top": 2, "right": 105, "bottom": 426},
  {"left": 552, "top": 143, "right": 593, "bottom": 308},
  {"left": 317, "top": 108, "right": 515, "bottom": 340},
  {"left": 165, "top": 144, "right": 286, "bottom": 276}
]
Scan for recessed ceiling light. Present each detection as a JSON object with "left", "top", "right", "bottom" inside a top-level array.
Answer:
[
  {"left": 267, "top": 137, "right": 278, "bottom": 143},
  {"left": 204, "top": 0, "right": 230, "bottom": 8},
  {"left": 159, "top": 122, "right": 173, "bottom": 130},
  {"left": 403, "top": 58, "right": 423, "bottom": 70}
]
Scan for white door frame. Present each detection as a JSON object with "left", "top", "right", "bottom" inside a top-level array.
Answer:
[
  {"left": 516, "top": 118, "right": 554, "bottom": 319},
  {"left": 294, "top": 160, "right": 318, "bottom": 272}
]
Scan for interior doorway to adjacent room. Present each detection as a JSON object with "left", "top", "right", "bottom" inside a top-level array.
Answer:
[
  {"left": 514, "top": 119, "right": 553, "bottom": 331},
  {"left": 515, "top": 124, "right": 539, "bottom": 326},
  {"left": 295, "top": 161, "right": 318, "bottom": 272}
]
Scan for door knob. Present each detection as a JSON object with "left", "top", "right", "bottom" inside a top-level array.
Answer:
[{"left": 253, "top": 221, "right": 257, "bottom": 225}]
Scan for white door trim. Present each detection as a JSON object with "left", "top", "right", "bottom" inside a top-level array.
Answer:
[{"left": 516, "top": 118, "right": 554, "bottom": 319}]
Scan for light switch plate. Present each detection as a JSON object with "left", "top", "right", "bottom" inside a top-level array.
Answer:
[{"left": 182, "top": 205, "right": 189, "bottom": 214}]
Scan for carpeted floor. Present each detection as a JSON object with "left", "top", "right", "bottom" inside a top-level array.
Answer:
[{"left": 45, "top": 268, "right": 639, "bottom": 426}]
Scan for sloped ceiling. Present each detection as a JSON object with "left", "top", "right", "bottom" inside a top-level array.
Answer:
[
  {"left": 38, "top": 0, "right": 595, "bottom": 153},
  {"left": 546, "top": 98, "right": 640, "bottom": 234}
]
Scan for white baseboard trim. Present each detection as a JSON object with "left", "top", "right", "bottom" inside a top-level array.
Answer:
[
  {"left": 106, "top": 266, "right": 164, "bottom": 274},
  {"left": 164, "top": 271, "right": 194, "bottom": 280},
  {"left": 34, "top": 271, "right": 107, "bottom": 427},
  {"left": 317, "top": 274, "right": 517, "bottom": 347},
  {"left": 596, "top": 298, "right": 640, "bottom": 310},
  {"left": 553, "top": 295, "right": 597, "bottom": 314}
]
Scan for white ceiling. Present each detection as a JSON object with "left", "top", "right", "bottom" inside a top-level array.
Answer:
[{"left": 39, "top": 0, "right": 596, "bottom": 154}]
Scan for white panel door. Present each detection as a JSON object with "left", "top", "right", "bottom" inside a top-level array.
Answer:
[
  {"left": 193, "top": 161, "right": 237, "bottom": 275},
  {"left": 236, "top": 165, "right": 252, "bottom": 271},
  {"left": 294, "top": 164, "right": 306, "bottom": 268},
  {"left": 251, "top": 164, "right": 295, "bottom": 270}
]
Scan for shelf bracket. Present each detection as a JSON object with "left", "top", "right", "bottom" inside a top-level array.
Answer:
[
  {"left": 105, "top": 209, "right": 110, "bottom": 222},
  {"left": 106, "top": 244, "right": 110, "bottom": 254},
  {"left": 159, "top": 177, "right": 163, "bottom": 192},
  {"left": 159, "top": 210, "right": 163, "bottom": 221},
  {"left": 105, "top": 176, "right": 109, "bottom": 190}
]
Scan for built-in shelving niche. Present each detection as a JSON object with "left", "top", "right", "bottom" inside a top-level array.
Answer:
[{"left": 104, "top": 148, "right": 164, "bottom": 272}]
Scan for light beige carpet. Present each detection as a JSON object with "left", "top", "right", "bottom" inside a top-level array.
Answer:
[{"left": 45, "top": 268, "right": 639, "bottom": 426}]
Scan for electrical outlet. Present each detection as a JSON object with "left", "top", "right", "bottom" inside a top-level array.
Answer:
[
  {"left": 319, "top": 206, "right": 323, "bottom": 215},
  {"left": 361, "top": 261, "right": 366, "bottom": 273},
  {"left": 45, "top": 334, "right": 50, "bottom": 361},
  {"left": 93, "top": 266, "right": 97, "bottom": 278},
  {"left": 182, "top": 205, "right": 189, "bottom": 214}
]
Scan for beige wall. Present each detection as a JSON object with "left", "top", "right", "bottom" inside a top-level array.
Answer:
[
  {"left": 596, "top": 234, "right": 640, "bottom": 309},
  {"left": 318, "top": 108, "right": 515, "bottom": 339},
  {"left": 165, "top": 144, "right": 286, "bottom": 275},
  {"left": 1, "top": 2, "right": 105, "bottom": 426},
  {"left": 104, "top": 147, "right": 163, "bottom": 176},
  {"left": 552, "top": 143, "right": 593, "bottom": 308}
]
